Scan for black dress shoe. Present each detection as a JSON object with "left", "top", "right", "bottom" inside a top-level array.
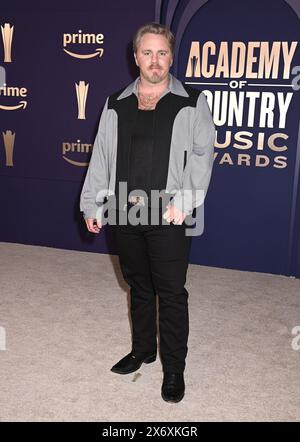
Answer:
[
  {"left": 161, "top": 372, "right": 185, "bottom": 403},
  {"left": 110, "top": 350, "right": 157, "bottom": 374}
]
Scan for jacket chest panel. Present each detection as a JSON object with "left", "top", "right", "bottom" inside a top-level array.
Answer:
[{"left": 114, "top": 93, "right": 192, "bottom": 191}]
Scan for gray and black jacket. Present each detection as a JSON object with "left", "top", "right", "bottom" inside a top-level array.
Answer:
[{"left": 80, "top": 73, "right": 216, "bottom": 221}]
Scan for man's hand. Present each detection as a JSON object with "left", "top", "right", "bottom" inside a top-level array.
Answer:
[
  {"left": 162, "top": 204, "right": 187, "bottom": 225},
  {"left": 85, "top": 218, "right": 102, "bottom": 233}
]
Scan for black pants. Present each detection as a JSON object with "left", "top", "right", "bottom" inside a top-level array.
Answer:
[{"left": 111, "top": 207, "right": 192, "bottom": 373}]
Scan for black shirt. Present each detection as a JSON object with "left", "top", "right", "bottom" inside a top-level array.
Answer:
[{"left": 128, "top": 109, "right": 155, "bottom": 204}]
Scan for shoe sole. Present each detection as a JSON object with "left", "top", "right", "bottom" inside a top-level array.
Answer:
[
  {"left": 110, "top": 354, "right": 156, "bottom": 375},
  {"left": 161, "top": 391, "right": 185, "bottom": 403}
]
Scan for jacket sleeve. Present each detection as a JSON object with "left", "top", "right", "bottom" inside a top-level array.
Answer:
[
  {"left": 80, "top": 97, "right": 109, "bottom": 221},
  {"left": 172, "top": 92, "right": 215, "bottom": 215}
]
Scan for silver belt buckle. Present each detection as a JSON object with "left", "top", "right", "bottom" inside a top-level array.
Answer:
[{"left": 128, "top": 195, "right": 145, "bottom": 206}]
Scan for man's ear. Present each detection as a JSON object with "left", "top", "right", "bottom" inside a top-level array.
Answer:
[{"left": 134, "top": 52, "right": 139, "bottom": 67}]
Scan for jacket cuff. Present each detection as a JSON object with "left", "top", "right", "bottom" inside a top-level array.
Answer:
[
  {"left": 171, "top": 189, "right": 205, "bottom": 215},
  {"left": 82, "top": 205, "right": 104, "bottom": 222}
]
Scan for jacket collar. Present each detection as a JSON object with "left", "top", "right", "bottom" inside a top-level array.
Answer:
[{"left": 116, "top": 73, "right": 189, "bottom": 100}]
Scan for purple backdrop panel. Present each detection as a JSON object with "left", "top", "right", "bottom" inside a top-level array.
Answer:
[
  {"left": 0, "top": 1, "right": 155, "bottom": 253},
  {"left": 158, "top": 0, "right": 300, "bottom": 276}
]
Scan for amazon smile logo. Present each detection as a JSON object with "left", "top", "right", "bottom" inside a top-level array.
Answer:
[
  {"left": 62, "top": 139, "right": 93, "bottom": 167},
  {"left": 0, "top": 85, "right": 28, "bottom": 111},
  {"left": 63, "top": 30, "right": 104, "bottom": 59}
]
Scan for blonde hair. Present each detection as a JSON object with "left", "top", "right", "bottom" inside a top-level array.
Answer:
[{"left": 133, "top": 22, "right": 175, "bottom": 55}]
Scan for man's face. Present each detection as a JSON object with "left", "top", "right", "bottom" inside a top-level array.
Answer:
[{"left": 134, "top": 33, "right": 173, "bottom": 84}]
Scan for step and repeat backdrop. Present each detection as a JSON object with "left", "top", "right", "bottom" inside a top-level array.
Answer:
[
  {"left": 1, "top": 0, "right": 300, "bottom": 277},
  {"left": 156, "top": 0, "right": 300, "bottom": 276}
]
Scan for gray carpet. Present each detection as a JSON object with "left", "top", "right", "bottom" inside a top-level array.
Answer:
[{"left": 0, "top": 242, "right": 299, "bottom": 422}]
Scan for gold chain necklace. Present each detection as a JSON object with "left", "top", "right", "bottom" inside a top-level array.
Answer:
[{"left": 137, "top": 82, "right": 160, "bottom": 110}]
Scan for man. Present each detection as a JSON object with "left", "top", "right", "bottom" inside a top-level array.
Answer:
[{"left": 80, "top": 23, "right": 215, "bottom": 403}]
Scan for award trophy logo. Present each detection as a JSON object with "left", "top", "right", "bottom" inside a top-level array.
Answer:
[
  {"left": 2, "top": 130, "right": 15, "bottom": 167},
  {"left": 1, "top": 23, "right": 14, "bottom": 63},
  {"left": 75, "top": 81, "right": 89, "bottom": 120}
]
